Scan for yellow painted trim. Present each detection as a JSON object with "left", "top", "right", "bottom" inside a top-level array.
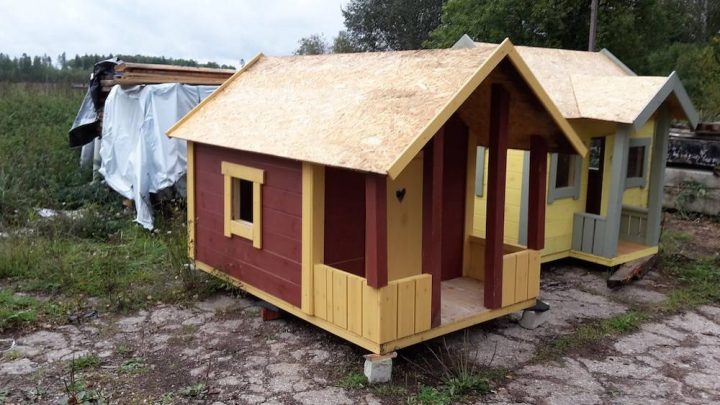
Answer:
[
  {"left": 541, "top": 250, "right": 571, "bottom": 263},
  {"left": 221, "top": 162, "right": 265, "bottom": 184},
  {"left": 194, "top": 260, "right": 382, "bottom": 353},
  {"left": 387, "top": 39, "right": 587, "bottom": 179},
  {"left": 301, "top": 163, "right": 325, "bottom": 314},
  {"left": 221, "top": 161, "right": 264, "bottom": 249},
  {"left": 462, "top": 132, "right": 477, "bottom": 276},
  {"left": 380, "top": 298, "right": 536, "bottom": 353},
  {"left": 167, "top": 53, "right": 264, "bottom": 137},
  {"left": 570, "top": 245, "right": 658, "bottom": 267},
  {"left": 505, "top": 46, "right": 587, "bottom": 158},
  {"left": 186, "top": 142, "right": 196, "bottom": 259}
]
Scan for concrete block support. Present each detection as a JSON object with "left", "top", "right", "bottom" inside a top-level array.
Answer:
[
  {"left": 518, "top": 300, "right": 551, "bottom": 330},
  {"left": 363, "top": 352, "right": 397, "bottom": 384}
]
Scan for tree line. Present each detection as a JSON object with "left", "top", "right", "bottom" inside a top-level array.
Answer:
[
  {"left": 0, "top": 52, "right": 235, "bottom": 83},
  {"left": 296, "top": 0, "right": 720, "bottom": 120}
]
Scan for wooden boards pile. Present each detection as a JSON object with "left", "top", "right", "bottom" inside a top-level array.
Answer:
[{"left": 100, "top": 62, "right": 235, "bottom": 89}]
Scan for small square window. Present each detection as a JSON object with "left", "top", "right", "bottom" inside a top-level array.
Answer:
[
  {"left": 235, "top": 179, "right": 254, "bottom": 223},
  {"left": 626, "top": 146, "right": 645, "bottom": 179},
  {"left": 555, "top": 153, "right": 575, "bottom": 188},
  {"left": 221, "top": 162, "right": 264, "bottom": 248},
  {"left": 625, "top": 138, "right": 650, "bottom": 189},
  {"left": 547, "top": 153, "right": 581, "bottom": 203}
]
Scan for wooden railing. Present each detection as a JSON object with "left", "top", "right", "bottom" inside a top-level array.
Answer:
[
  {"left": 501, "top": 249, "right": 541, "bottom": 307},
  {"left": 572, "top": 212, "right": 608, "bottom": 256},
  {"left": 468, "top": 236, "right": 541, "bottom": 307},
  {"left": 313, "top": 264, "right": 432, "bottom": 344},
  {"left": 619, "top": 206, "right": 648, "bottom": 244}
]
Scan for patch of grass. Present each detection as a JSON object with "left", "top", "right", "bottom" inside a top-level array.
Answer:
[
  {"left": 338, "top": 371, "right": 368, "bottom": 389},
  {"left": 0, "top": 289, "right": 63, "bottom": 332},
  {"left": 70, "top": 354, "right": 100, "bottom": 370},
  {"left": 661, "top": 255, "right": 720, "bottom": 310},
  {"left": 177, "top": 383, "right": 207, "bottom": 399},
  {"left": 114, "top": 345, "right": 134, "bottom": 358},
  {"left": 410, "top": 385, "right": 453, "bottom": 405},
  {"left": 119, "top": 358, "right": 146, "bottom": 374},
  {"left": 534, "top": 311, "right": 646, "bottom": 362}
]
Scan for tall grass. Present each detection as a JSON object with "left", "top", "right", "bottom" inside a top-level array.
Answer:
[{"left": 0, "top": 84, "right": 224, "bottom": 332}]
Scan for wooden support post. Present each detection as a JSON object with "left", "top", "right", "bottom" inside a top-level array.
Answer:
[
  {"left": 429, "top": 130, "right": 446, "bottom": 326},
  {"left": 527, "top": 136, "right": 548, "bottom": 250},
  {"left": 646, "top": 107, "right": 671, "bottom": 246},
  {"left": 602, "top": 125, "right": 631, "bottom": 258},
  {"left": 301, "top": 163, "right": 325, "bottom": 315},
  {"left": 366, "top": 173, "right": 388, "bottom": 289},
  {"left": 484, "top": 84, "right": 510, "bottom": 309}
]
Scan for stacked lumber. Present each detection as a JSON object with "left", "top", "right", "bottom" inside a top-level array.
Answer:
[{"left": 99, "top": 62, "right": 235, "bottom": 89}]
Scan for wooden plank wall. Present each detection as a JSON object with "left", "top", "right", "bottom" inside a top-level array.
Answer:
[
  {"left": 314, "top": 264, "right": 432, "bottom": 344},
  {"left": 501, "top": 249, "right": 540, "bottom": 307},
  {"left": 194, "top": 143, "right": 303, "bottom": 307}
]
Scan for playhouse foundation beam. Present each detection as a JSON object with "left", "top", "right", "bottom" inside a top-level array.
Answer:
[
  {"left": 363, "top": 352, "right": 397, "bottom": 384},
  {"left": 484, "top": 83, "right": 510, "bottom": 309}
]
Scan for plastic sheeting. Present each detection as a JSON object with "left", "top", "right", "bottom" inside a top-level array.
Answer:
[{"left": 99, "top": 83, "right": 216, "bottom": 229}]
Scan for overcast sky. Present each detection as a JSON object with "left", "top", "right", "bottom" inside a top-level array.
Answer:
[{"left": 0, "top": 0, "right": 348, "bottom": 66}]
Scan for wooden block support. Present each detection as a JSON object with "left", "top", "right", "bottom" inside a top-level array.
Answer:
[
  {"left": 484, "top": 83, "right": 510, "bottom": 309},
  {"left": 261, "top": 307, "right": 282, "bottom": 321}
]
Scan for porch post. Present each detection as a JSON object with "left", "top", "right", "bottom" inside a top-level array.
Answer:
[
  {"left": 602, "top": 125, "right": 631, "bottom": 258},
  {"left": 428, "top": 130, "right": 445, "bottom": 326},
  {"left": 645, "top": 106, "right": 671, "bottom": 246},
  {"left": 527, "top": 136, "right": 548, "bottom": 250},
  {"left": 365, "top": 173, "right": 388, "bottom": 288},
  {"left": 484, "top": 83, "right": 510, "bottom": 309}
]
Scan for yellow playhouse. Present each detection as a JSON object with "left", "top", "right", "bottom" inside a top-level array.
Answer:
[
  {"left": 454, "top": 35, "right": 699, "bottom": 267},
  {"left": 168, "top": 40, "right": 587, "bottom": 355}
]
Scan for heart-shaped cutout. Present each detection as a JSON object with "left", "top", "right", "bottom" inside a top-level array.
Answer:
[{"left": 396, "top": 188, "right": 406, "bottom": 202}]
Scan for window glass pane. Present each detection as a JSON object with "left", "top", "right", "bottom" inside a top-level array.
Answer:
[
  {"left": 238, "top": 179, "right": 254, "bottom": 222},
  {"left": 555, "top": 153, "right": 573, "bottom": 188},
  {"left": 589, "top": 138, "right": 602, "bottom": 170},
  {"left": 627, "top": 146, "right": 645, "bottom": 178}
]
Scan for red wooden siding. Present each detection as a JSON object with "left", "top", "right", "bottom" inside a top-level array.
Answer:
[
  {"left": 193, "top": 143, "right": 303, "bottom": 307},
  {"left": 324, "top": 167, "right": 366, "bottom": 277}
]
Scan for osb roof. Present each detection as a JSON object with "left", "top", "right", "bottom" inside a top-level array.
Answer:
[
  {"left": 168, "top": 40, "right": 586, "bottom": 177},
  {"left": 455, "top": 36, "right": 699, "bottom": 129}
]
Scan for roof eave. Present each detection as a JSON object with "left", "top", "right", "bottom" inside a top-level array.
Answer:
[{"left": 632, "top": 72, "right": 700, "bottom": 130}]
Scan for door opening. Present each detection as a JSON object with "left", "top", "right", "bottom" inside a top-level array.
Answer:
[{"left": 585, "top": 137, "right": 605, "bottom": 215}]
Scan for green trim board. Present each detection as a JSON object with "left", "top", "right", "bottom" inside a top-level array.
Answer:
[
  {"left": 645, "top": 107, "right": 671, "bottom": 246},
  {"left": 475, "top": 146, "right": 486, "bottom": 197},
  {"left": 624, "top": 137, "right": 651, "bottom": 189},
  {"left": 547, "top": 153, "right": 582, "bottom": 203},
  {"left": 600, "top": 125, "right": 631, "bottom": 258}
]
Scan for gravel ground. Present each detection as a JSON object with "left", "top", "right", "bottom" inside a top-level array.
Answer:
[{"left": 1, "top": 261, "right": 717, "bottom": 404}]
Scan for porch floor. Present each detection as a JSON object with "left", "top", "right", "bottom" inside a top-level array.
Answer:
[
  {"left": 441, "top": 277, "right": 489, "bottom": 325},
  {"left": 617, "top": 240, "right": 651, "bottom": 255}
]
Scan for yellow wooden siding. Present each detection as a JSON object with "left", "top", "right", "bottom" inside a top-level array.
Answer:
[
  {"left": 387, "top": 156, "right": 424, "bottom": 281},
  {"left": 314, "top": 264, "right": 432, "bottom": 344},
  {"left": 473, "top": 149, "right": 526, "bottom": 244},
  {"left": 501, "top": 249, "right": 540, "bottom": 307}
]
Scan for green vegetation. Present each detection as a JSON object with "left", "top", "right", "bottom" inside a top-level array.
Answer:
[
  {"left": 662, "top": 255, "right": 720, "bottom": 310},
  {"left": 0, "top": 52, "right": 234, "bottom": 83},
  {"left": 0, "top": 84, "right": 226, "bottom": 333},
  {"left": 535, "top": 311, "right": 646, "bottom": 362},
  {"left": 177, "top": 383, "right": 207, "bottom": 399},
  {"left": 70, "top": 354, "right": 100, "bottom": 371},
  {"left": 338, "top": 371, "right": 369, "bottom": 389},
  {"left": 119, "top": 358, "right": 146, "bottom": 374}
]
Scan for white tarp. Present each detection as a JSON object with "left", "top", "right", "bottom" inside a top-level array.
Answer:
[{"left": 99, "top": 83, "right": 216, "bottom": 229}]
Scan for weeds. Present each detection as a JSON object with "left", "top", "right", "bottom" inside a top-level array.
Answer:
[
  {"left": 534, "top": 311, "right": 646, "bottom": 362},
  {"left": 70, "top": 354, "right": 100, "bottom": 371},
  {"left": 177, "top": 383, "right": 207, "bottom": 399},
  {"left": 338, "top": 371, "right": 368, "bottom": 389},
  {"left": 0, "top": 289, "right": 63, "bottom": 332},
  {"left": 119, "top": 358, "right": 145, "bottom": 374},
  {"left": 661, "top": 254, "right": 720, "bottom": 310}
]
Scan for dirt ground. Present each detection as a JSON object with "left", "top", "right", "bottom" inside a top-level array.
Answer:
[{"left": 1, "top": 215, "right": 719, "bottom": 404}]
